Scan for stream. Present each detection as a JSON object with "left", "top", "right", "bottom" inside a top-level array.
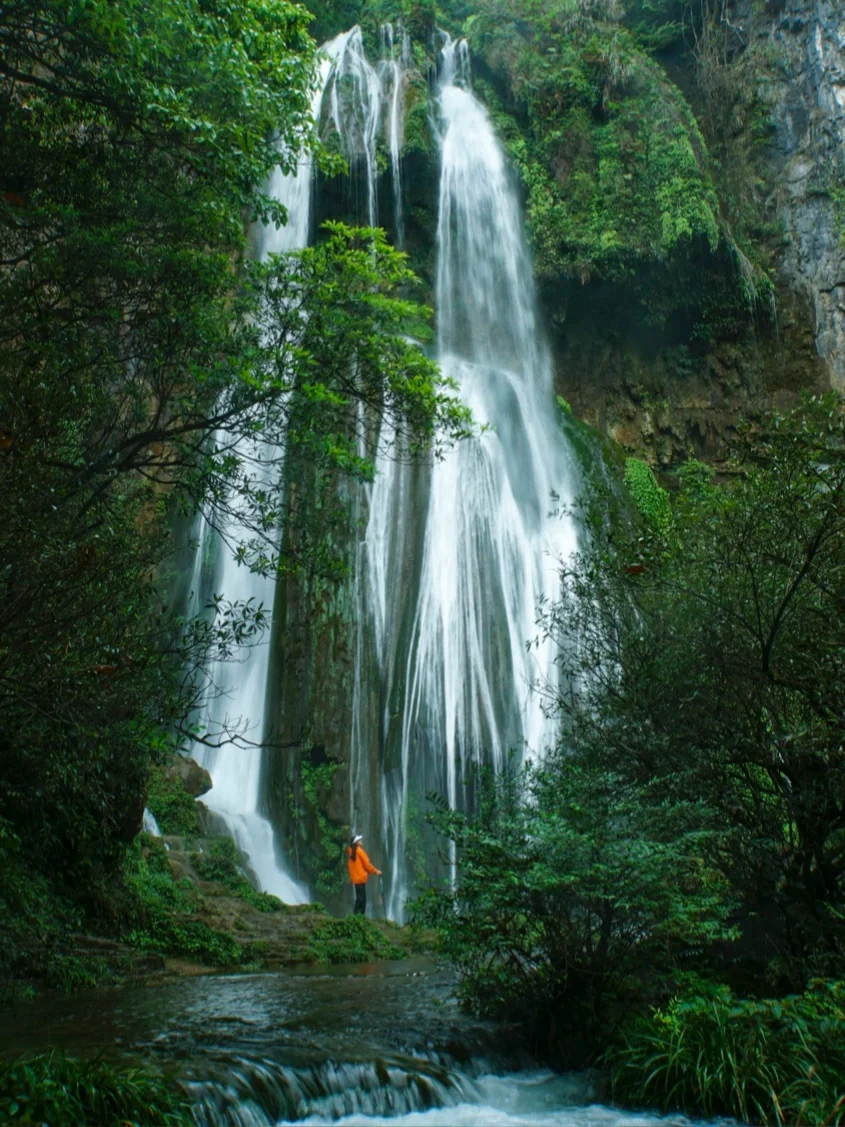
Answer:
[{"left": 1, "top": 959, "right": 731, "bottom": 1127}]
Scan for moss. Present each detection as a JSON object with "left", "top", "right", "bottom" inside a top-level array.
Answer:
[
  {"left": 624, "top": 457, "right": 671, "bottom": 530},
  {"left": 403, "top": 76, "right": 435, "bottom": 159},
  {"left": 191, "top": 837, "right": 285, "bottom": 913},
  {"left": 832, "top": 187, "right": 845, "bottom": 247},
  {"left": 454, "top": 2, "right": 769, "bottom": 338},
  {"left": 124, "top": 836, "right": 246, "bottom": 966},
  {"left": 557, "top": 396, "right": 625, "bottom": 492},
  {"left": 471, "top": 19, "right": 718, "bottom": 274},
  {"left": 300, "top": 915, "right": 407, "bottom": 963},
  {"left": 146, "top": 765, "right": 200, "bottom": 836}
]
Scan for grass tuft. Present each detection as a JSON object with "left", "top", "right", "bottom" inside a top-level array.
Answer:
[
  {"left": 0, "top": 1051, "right": 193, "bottom": 1125},
  {"left": 300, "top": 916, "right": 407, "bottom": 964},
  {"left": 607, "top": 978, "right": 845, "bottom": 1126}
]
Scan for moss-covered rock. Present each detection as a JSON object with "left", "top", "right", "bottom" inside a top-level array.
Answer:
[
  {"left": 297, "top": 915, "right": 407, "bottom": 963},
  {"left": 191, "top": 838, "right": 286, "bottom": 913},
  {"left": 146, "top": 762, "right": 201, "bottom": 836},
  {"left": 458, "top": 1, "right": 763, "bottom": 339}
]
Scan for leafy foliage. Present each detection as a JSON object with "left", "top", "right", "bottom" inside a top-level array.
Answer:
[
  {"left": 146, "top": 769, "right": 200, "bottom": 837},
  {"left": 0, "top": 1051, "right": 192, "bottom": 1127},
  {"left": 623, "top": 457, "right": 670, "bottom": 531},
  {"left": 609, "top": 978, "right": 845, "bottom": 1126},
  {"left": 123, "top": 836, "right": 245, "bottom": 965},
  {"left": 464, "top": 2, "right": 720, "bottom": 277},
  {"left": 545, "top": 396, "right": 845, "bottom": 981},
  {"left": 413, "top": 765, "right": 733, "bottom": 1062},
  {"left": 0, "top": 817, "right": 122, "bottom": 995}
]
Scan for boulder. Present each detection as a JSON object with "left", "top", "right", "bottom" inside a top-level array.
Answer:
[{"left": 164, "top": 754, "right": 212, "bottom": 798}]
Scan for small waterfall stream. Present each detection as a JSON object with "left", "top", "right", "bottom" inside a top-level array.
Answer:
[
  {"left": 3, "top": 969, "right": 728, "bottom": 1127},
  {"left": 379, "top": 22, "right": 411, "bottom": 245},
  {"left": 184, "top": 46, "right": 344, "bottom": 904}
]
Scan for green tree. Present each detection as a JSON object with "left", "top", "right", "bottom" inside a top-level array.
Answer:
[
  {"left": 545, "top": 395, "right": 845, "bottom": 981},
  {"left": 414, "top": 763, "right": 732, "bottom": 1063}
]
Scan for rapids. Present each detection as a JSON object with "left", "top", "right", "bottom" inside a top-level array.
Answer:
[{"left": 0, "top": 962, "right": 731, "bottom": 1127}]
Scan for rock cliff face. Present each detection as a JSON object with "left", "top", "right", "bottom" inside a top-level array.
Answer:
[
  {"left": 539, "top": 0, "right": 845, "bottom": 467},
  {"left": 747, "top": 0, "right": 845, "bottom": 392}
]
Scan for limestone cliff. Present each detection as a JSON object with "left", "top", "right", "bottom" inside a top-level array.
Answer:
[{"left": 743, "top": 0, "right": 845, "bottom": 391}]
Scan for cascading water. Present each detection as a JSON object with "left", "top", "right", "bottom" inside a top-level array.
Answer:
[
  {"left": 352, "top": 37, "right": 581, "bottom": 921},
  {"left": 188, "top": 26, "right": 580, "bottom": 916},
  {"left": 379, "top": 22, "right": 410, "bottom": 245},
  {"left": 185, "top": 48, "right": 344, "bottom": 904},
  {"left": 4, "top": 970, "right": 721, "bottom": 1127},
  {"left": 185, "top": 26, "right": 411, "bottom": 905},
  {"left": 326, "top": 27, "right": 382, "bottom": 226}
]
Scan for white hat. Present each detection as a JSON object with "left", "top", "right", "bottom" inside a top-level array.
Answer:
[{"left": 351, "top": 834, "right": 363, "bottom": 845}]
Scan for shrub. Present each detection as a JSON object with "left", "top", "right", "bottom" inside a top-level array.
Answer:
[
  {"left": 123, "top": 837, "right": 245, "bottom": 966},
  {"left": 127, "top": 918, "right": 243, "bottom": 966},
  {"left": 608, "top": 978, "right": 845, "bottom": 1126},
  {"left": 623, "top": 457, "right": 670, "bottom": 532},
  {"left": 413, "top": 764, "right": 733, "bottom": 1064},
  {"left": 0, "top": 1051, "right": 192, "bottom": 1126}
]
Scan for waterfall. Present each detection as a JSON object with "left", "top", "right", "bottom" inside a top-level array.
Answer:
[
  {"left": 186, "top": 26, "right": 579, "bottom": 917},
  {"left": 325, "top": 27, "right": 382, "bottom": 226},
  {"left": 354, "top": 38, "right": 581, "bottom": 921},
  {"left": 185, "top": 46, "right": 343, "bottom": 905},
  {"left": 380, "top": 22, "right": 410, "bottom": 245},
  {"left": 142, "top": 808, "right": 162, "bottom": 837}
]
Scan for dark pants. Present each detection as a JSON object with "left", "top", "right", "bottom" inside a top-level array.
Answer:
[{"left": 353, "top": 883, "right": 367, "bottom": 915}]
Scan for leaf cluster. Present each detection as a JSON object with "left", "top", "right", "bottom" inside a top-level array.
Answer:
[
  {"left": 299, "top": 914, "right": 406, "bottom": 963},
  {"left": 547, "top": 394, "right": 845, "bottom": 979},
  {"left": 413, "top": 763, "right": 734, "bottom": 1062}
]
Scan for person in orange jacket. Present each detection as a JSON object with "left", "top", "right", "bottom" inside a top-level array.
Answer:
[{"left": 347, "top": 833, "right": 382, "bottom": 916}]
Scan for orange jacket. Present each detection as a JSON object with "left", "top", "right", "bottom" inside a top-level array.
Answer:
[{"left": 347, "top": 844, "right": 380, "bottom": 885}]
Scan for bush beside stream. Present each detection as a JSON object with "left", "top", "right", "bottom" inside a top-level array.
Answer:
[
  {"left": 0, "top": 1052, "right": 192, "bottom": 1127},
  {"left": 609, "top": 980, "right": 845, "bottom": 1126}
]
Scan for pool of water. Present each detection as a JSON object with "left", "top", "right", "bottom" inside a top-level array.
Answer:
[{"left": 0, "top": 960, "right": 732, "bottom": 1127}]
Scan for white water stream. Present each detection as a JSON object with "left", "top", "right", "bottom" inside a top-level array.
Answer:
[
  {"left": 326, "top": 27, "right": 382, "bottom": 226},
  {"left": 380, "top": 22, "right": 410, "bottom": 244},
  {"left": 353, "top": 38, "right": 580, "bottom": 920}
]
